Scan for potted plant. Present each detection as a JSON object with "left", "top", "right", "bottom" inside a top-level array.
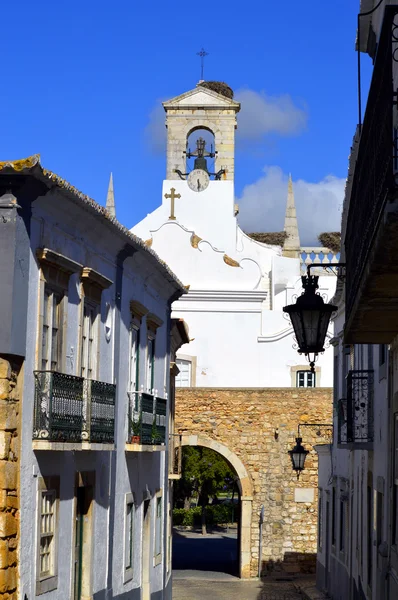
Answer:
[
  {"left": 130, "top": 415, "right": 141, "bottom": 444},
  {"left": 151, "top": 418, "right": 162, "bottom": 445}
]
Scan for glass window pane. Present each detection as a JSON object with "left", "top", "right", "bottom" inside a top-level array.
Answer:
[{"left": 155, "top": 497, "right": 162, "bottom": 556}]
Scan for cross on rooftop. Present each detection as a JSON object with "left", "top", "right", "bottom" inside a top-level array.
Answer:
[{"left": 196, "top": 48, "right": 209, "bottom": 81}]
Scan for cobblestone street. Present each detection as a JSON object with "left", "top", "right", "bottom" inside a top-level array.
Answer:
[{"left": 173, "top": 576, "right": 305, "bottom": 600}]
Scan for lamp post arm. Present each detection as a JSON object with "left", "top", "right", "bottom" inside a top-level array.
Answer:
[
  {"left": 306, "top": 263, "right": 346, "bottom": 278},
  {"left": 297, "top": 423, "right": 333, "bottom": 438}
]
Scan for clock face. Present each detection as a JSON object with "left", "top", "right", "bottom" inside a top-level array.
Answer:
[{"left": 187, "top": 169, "right": 210, "bottom": 192}]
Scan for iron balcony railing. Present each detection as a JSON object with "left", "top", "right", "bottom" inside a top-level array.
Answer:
[
  {"left": 343, "top": 370, "right": 374, "bottom": 444},
  {"left": 345, "top": 6, "right": 398, "bottom": 320},
  {"left": 33, "top": 371, "right": 116, "bottom": 444},
  {"left": 128, "top": 391, "right": 167, "bottom": 445},
  {"left": 169, "top": 433, "right": 182, "bottom": 478}
]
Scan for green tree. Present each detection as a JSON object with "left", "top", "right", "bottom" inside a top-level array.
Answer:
[{"left": 175, "top": 446, "right": 237, "bottom": 534}]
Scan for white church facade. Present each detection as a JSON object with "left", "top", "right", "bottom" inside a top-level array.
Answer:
[{"left": 132, "top": 81, "right": 339, "bottom": 389}]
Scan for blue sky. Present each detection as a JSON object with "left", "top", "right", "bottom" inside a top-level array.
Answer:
[{"left": 1, "top": 0, "right": 372, "bottom": 244}]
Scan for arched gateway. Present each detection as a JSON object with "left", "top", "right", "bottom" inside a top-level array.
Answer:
[
  {"left": 176, "top": 387, "right": 333, "bottom": 579},
  {"left": 180, "top": 434, "right": 253, "bottom": 579}
]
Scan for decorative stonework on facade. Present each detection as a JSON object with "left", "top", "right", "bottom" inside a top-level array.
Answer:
[
  {"left": 175, "top": 387, "right": 332, "bottom": 578},
  {"left": 0, "top": 357, "right": 20, "bottom": 598}
]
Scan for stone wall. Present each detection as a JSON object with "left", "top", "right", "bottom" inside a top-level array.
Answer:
[
  {"left": 175, "top": 387, "right": 332, "bottom": 578},
  {"left": 0, "top": 357, "right": 21, "bottom": 598}
]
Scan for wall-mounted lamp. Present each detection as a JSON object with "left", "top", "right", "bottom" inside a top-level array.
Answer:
[{"left": 288, "top": 423, "right": 333, "bottom": 478}]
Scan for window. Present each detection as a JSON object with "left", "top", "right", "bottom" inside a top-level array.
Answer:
[
  {"left": 129, "top": 326, "right": 140, "bottom": 392},
  {"left": 379, "top": 344, "right": 387, "bottom": 380},
  {"left": 154, "top": 494, "right": 162, "bottom": 562},
  {"left": 36, "top": 476, "right": 59, "bottom": 595},
  {"left": 145, "top": 313, "right": 163, "bottom": 393},
  {"left": 147, "top": 334, "right": 155, "bottom": 393},
  {"left": 339, "top": 494, "right": 346, "bottom": 553},
  {"left": 296, "top": 370, "right": 316, "bottom": 388},
  {"left": 40, "top": 490, "right": 56, "bottom": 577},
  {"left": 367, "top": 484, "right": 373, "bottom": 587},
  {"left": 80, "top": 301, "right": 99, "bottom": 379},
  {"left": 41, "top": 287, "right": 64, "bottom": 371},
  {"left": 176, "top": 359, "right": 192, "bottom": 387},
  {"left": 124, "top": 493, "right": 135, "bottom": 581},
  {"left": 379, "top": 344, "right": 387, "bottom": 366}
]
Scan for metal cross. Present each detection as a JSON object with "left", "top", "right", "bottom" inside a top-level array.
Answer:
[
  {"left": 196, "top": 48, "right": 209, "bottom": 80},
  {"left": 164, "top": 187, "right": 181, "bottom": 220}
]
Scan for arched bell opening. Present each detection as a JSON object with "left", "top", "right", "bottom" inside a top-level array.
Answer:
[{"left": 186, "top": 126, "right": 216, "bottom": 175}]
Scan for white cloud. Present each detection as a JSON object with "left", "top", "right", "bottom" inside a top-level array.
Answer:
[
  {"left": 144, "top": 101, "right": 166, "bottom": 155},
  {"left": 144, "top": 88, "right": 308, "bottom": 154},
  {"left": 235, "top": 89, "right": 308, "bottom": 140},
  {"left": 237, "top": 166, "right": 344, "bottom": 246}
]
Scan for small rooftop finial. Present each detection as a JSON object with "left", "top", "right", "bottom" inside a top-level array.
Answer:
[
  {"left": 283, "top": 174, "right": 301, "bottom": 258},
  {"left": 106, "top": 173, "right": 115, "bottom": 218}
]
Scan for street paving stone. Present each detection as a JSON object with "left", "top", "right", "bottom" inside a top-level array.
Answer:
[{"left": 173, "top": 576, "right": 305, "bottom": 600}]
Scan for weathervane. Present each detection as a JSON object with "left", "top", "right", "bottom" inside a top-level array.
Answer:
[{"left": 196, "top": 48, "right": 209, "bottom": 80}]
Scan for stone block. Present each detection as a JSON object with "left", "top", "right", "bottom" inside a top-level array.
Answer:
[
  {"left": 0, "top": 381, "right": 10, "bottom": 401},
  {"left": 5, "top": 496, "right": 18, "bottom": 510},
  {"left": 0, "top": 434, "right": 11, "bottom": 461},
  {"left": 0, "top": 514, "right": 17, "bottom": 538},
  {"left": 0, "top": 361, "right": 11, "bottom": 381},
  {"left": 0, "top": 464, "right": 17, "bottom": 491},
  {"left": 0, "top": 541, "right": 8, "bottom": 569},
  {"left": 0, "top": 406, "right": 17, "bottom": 431},
  {"left": 0, "top": 565, "right": 17, "bottom": 592}
]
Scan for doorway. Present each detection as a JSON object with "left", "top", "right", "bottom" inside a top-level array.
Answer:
[
  {"left": 142, "top": 498, "right": 151, "bottom": 600},
  {"left": 73, "top": 472, "right": 94, "bottom": 600}
]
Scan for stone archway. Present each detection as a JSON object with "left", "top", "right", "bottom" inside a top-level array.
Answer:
[{"left": 180, "top": 434, "right": 253, "bottom": 579}]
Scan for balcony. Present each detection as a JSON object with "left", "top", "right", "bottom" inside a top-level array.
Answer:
[
  {"left": 338, "top": 371, "right": 374, "bottom": 447},
  {"left": 33, "top": 371, "right": 116, "bottom": 449},
  {"left": 169, "top": 434, "right": 182, "bottom": 479},
  {"left": 126, "top": 391, "right": 167, "bottom": 451},
  {"left": 345, "top": 6, "right": 398, "bottom": 343}
]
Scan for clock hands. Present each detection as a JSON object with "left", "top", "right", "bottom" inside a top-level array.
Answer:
[{"left": 197, "top": 179, "right": 200, "bottom": 191}]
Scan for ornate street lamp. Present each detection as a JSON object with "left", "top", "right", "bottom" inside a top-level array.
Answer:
[
  {"left": 288, "top": 437, "right": 309, "bottom": 478},
  {"left": 288, "top": 423, "right": 332, "bottom": 478},
  {"left": 283, "top": 270, "right": 339, "bottom": 372}
]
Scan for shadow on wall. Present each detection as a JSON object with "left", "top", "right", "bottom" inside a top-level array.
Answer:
[{"left": 260, "top": 552, "right": 316, "bottom": 577}]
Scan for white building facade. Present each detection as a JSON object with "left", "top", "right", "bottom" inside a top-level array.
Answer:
[
  {"left": 132, "top": 82, "right": 338, "bottom": 389},
  {"left": 0, "top": 156, "right": 185, "bottom": 599}
]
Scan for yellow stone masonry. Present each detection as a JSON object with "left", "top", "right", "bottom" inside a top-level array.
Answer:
[
  {"left": 0, "top": 358, "right": 21, "bottom": 598},
  {"left": 175, "top": 387, "right": 332, "bottom": 578}
]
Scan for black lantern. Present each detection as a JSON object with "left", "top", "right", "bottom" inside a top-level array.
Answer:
[
  {"left": 283, "top": 274, "right": 337, "bottom": 371},
  {"left": 288, "top": 437, "right": 309, "bottom": 478}
]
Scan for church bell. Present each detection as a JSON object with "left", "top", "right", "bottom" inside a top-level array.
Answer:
[{"left": 193, "top": 156, "right": 209, "bottom": 172}]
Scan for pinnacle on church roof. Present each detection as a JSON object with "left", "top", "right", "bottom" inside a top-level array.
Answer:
[
  {"left": 283, "top": 174, "right": 301, "bottom": 258},
  {"left": 106, "top": 172, "right": 116, "bottom": 218}
]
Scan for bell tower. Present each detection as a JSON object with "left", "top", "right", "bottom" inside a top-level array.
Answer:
[{"left": 163, "top": 81, "right": 240, "bottom": 181}]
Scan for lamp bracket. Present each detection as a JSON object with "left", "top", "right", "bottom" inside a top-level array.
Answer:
[
  {"left": 297, "top": 422, "right": 333, "bottom": 440},
  {"left": 306, "top": 263, "right": 346, "bottom": 279}
]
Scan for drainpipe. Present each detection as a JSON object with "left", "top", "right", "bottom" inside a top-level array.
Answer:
[
  {"left": 164, "top": 289, "right": 185, "bottom": 597},
  {"left": 106, "top": 244, "right": 136, "bottom": 600},
  {"left": 258, "top": 505, "right": 264, "bottom": 578}
]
